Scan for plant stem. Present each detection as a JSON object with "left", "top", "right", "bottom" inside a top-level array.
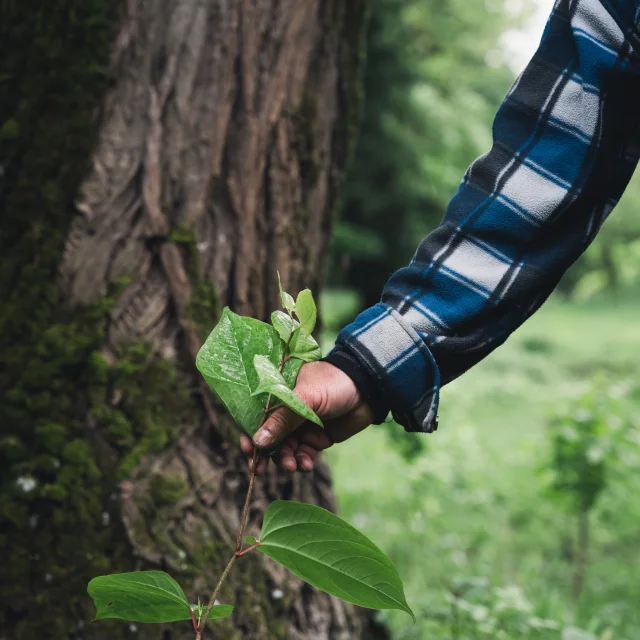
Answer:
[
  {"left": 236, "top": 540, "right": 261, "bottom": 557},
  {"left": 280, "top": 321, "right": 296, "bottom": 372},
  {"left": 235, "top": 450, "right": 258, "bottom": 553},
  {"left": 195, "top": 554, "right": 237, "bottom": 640},
  {"left": 196, "top": 325, "right": 294, "bottom": 638},
  {"left": 265, "top": 402, "right": 284, "bottom": 415}
]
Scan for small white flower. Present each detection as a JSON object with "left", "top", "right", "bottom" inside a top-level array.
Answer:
[
  {"left": 271, "top": 589, "right": 284, "bottom": 600},
  {"left": 16, "top": 476, "right": 37, "bottom": 492},
  {"left": 102, "top": 512, "right": 110, "bottom": 526}
]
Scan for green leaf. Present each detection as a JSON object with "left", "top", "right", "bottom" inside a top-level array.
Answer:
[
  {"left": 281, "top": 356, "right": 304, "bottom": 391},
  {"left": 88, "top": 571, "right": 193, "bottom": 623},
  {"left": 196, "top": 308, "right": 302, "bottom": 438},
  {"left": 191, "top": 603, "right": 234, "bottom": 621},
  {"left": 245, "top": 535, "right": 258, "bottom": 545},
  {"left": 294, "top": 289, "right": 316, "bottom": 335},
  {"left": 271, "top": 310, "right": 295, "bottom": 343},
  {"left": 289, "top": 329, "right": 322, "bottom": 362},
  {"left": 252, "top": 355, "right": 323, "bottom": 427},
  {"left": 258, "top": 501, "right": 414, "bottom": 620},
  {"left": 278, "top": 272, "right": 296, "bottom": 314},
  {"left": 271, "top": 311, "right": 321, "bottom": 362}
]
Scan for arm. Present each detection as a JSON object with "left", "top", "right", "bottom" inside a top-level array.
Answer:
[
  {"left": 247, "top": 0, "right": 640, "bottom": 470},
  {"left": 328, "top": 0, "right": 640, "bottom": 432}
]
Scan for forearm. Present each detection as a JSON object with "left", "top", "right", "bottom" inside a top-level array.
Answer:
[{"left": 331, "top": 0, "right": 640, "bottom": 431}]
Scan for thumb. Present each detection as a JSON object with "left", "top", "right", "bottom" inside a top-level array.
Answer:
[{"left": 253, "top": 405, "right": 306, "bottom": 449}]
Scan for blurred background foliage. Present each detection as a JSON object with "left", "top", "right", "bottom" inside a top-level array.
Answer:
[
  {"left": 323, "top": 0, "right": 640, "bottom": 638},
  {"left": 329, "top": 0, "right": 525, "bottom": 306}
]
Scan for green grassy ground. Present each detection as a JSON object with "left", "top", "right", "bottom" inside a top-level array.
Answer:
[{"left": 322, "top": 293, "right": 640, "bottom": 640}]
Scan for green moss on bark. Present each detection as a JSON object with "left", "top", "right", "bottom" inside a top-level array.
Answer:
[
  {"left": 0, "top": 2, "right": 197, "bottom": 637},
  {"left": 171, "top": 224, "right": 222, "bottom": 340}
]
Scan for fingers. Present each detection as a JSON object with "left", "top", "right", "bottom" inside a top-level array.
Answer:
[
  {"left": 294, "top": 443, "right": 319, "bottom": 472},
  {"left": 240, "top": 434, "right": 253, "bottom": 455},
  {"left": 273, "top": 424, "right": 333, "bottom": 473},
  {"left": 273, "top": 435, "right": 299, "bottom": 473},
  {"left": 251, "top": 456, "right": 269, "bottom": 474},
  {"left": 240, "top": 434, "right": 270, "bottom": 474},
  {"left": 242, "top": 402, "right": 370, "bottom": 475},
  {"left": 253, "top": 405, "right": 305, "bottom": 450}
]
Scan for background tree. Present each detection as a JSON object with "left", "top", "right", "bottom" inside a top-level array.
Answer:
[
  {"left": 564, "top": 172, "right": 640, "bottom": 298},
  {"left": 330, "top": 0, "right": 525, "bottom": 307},
  {"left": 0, "top": 1, "right": 373, "bottom": 638}
]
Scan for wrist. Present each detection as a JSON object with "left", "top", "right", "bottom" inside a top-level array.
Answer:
[{"left": 322, "top": 349, "right": 390, "bottom": 424}]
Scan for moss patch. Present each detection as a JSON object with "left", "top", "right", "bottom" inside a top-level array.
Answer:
[
  {"left": 0, "top": 2, "right": 202, "bottom": 637},
  {"left": 171, "top": 224, "right": 221, "bottom": 340}
]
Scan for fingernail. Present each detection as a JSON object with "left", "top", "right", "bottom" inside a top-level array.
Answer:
[{"left": 254, "top": 429, "right": 273, "bottom": 448}]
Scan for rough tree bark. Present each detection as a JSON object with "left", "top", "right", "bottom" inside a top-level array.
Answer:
[{"left": 0, "top": 1, "right": 373, "bottom": 638}]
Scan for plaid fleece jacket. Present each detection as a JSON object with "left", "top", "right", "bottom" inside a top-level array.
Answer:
[{"left": 325, "top": 0, "right": 640, "bottom": 432}]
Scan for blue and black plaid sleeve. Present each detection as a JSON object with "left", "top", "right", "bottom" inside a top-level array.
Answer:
[{"left": 329, "top": 0, "right": 640, "bottom": 432}]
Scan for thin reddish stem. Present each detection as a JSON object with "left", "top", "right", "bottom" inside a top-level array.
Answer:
[
  {"left": 235, "top": 450, "right": 258, "bottom": 553},
  {"left": 235, "top": 541, "right": 261, "bottom": 557},
  {"left": 197, "top": 312, "right": 294, "bottom": 638},
  {"left": 265, "top": 402, "right": 284, "bottom": 415},
  {"left": 196, "top": 554, "right": 237, "bottom": 639}
]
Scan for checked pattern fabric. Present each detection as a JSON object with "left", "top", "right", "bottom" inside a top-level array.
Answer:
[{"left": 331, "top": 0, "right": 640, "bottom": 432}]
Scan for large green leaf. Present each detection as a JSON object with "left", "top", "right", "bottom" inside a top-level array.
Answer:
[
  {"left": 196, "top": 308, "right": 302, "bottom": 437},
  {"left": 294, "top": 289, "right": 316, "bottom": 335},
  {"left": 87, "top": 571, "right": 233, "bottom": 623},
  {"left": 258, "top": 501, "right": 414, "bottom": 619},
  {"left": 271, "top": 311, "right": 321, "bottom": 362},
  {"left": 252, "top": 356, "right": 322, "bottom": 427}
]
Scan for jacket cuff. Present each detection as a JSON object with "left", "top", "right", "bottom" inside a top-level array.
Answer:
[
  {"left": 323, "top": 348, "right": 391, "bottom": 425},
  {"left": 333, "top": 303, "right": 440, "bottom": 433}
]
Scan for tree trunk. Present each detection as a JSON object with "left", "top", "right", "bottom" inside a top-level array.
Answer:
[{"left": 0, "top": 1, "right": 369, "bottom": 638}]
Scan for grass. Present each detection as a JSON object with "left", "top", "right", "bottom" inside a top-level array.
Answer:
[{"left": 322, "top": 293, "right": 640, "bottom": 640}]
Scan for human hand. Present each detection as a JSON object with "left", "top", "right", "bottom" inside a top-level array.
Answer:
[{"left": 239, "top": 361, "right": 374, "bottom": 474}]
